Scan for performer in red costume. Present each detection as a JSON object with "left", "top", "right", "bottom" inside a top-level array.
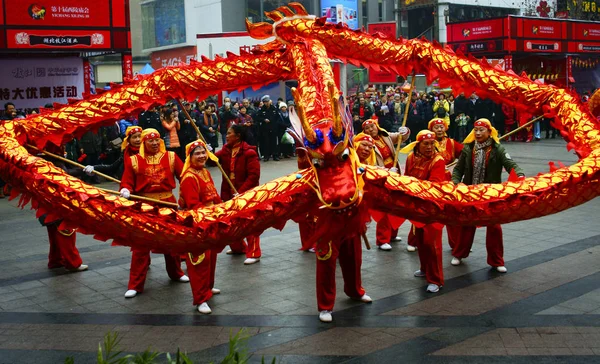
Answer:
[
  {"left": 316, "top": 133, "right": 375, "bottom": 323},
  {"left": 361, "top": 119, "right": 409, "bottom": 251},
  {"left": 179, "top": 140, "right": 221, "bottom": 314},
  {"left": 215, "top": 124, "right": 261, "bottom": 265},
  {"left": 119, "top": 128, "right": 189, "bottom": 298},
  {"left": 428, "top": 118, "right": 463, "bottom": 249},
  {"left": 451, "top": 119, "right": 525, "bottom": 273},
  {"left": 83, "top": 126, "right": 142, "bottom": 178},
  {"left": 401, "top": 130, "right": 446, "bottom": 292}
]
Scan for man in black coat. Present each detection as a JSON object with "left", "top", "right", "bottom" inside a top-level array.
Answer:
[
  {"left": 138, "top": 107, "right": 164, "bottom": 137},
  {"left": 256, "top": 95, "right": 280, "bottom": 161}
]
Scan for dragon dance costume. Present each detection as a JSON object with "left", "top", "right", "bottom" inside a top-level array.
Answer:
[
  {"left": 401, "top": 130, "right": 446, "bottom": 290},
  {"left": 120, "top": 129, "right": 187, "bottom": 295},
  {"left": 179, "top": 140, "right": 221, "bottom": 312}
]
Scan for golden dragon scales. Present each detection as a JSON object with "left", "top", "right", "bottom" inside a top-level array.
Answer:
[{"left": 1, "top": 2, "right": 599, "bottom": 254}]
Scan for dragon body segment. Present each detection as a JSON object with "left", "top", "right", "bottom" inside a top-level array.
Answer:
[{"left": 0, "top": 2, "right": 598, "bottom": 253}]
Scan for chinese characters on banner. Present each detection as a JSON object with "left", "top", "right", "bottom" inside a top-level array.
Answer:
[
  {"left": 122, "top": 54, "right": 133, "bottom": 81},
  {"left": 367, "top": 22, "right": 397, "bottom": 83},
  {"left": 0, "top": 58, "right": 84, "bottom": 109}
]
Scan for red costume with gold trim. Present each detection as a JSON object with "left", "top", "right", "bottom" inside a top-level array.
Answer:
[
  {"left": 180, "top": 165, "right": 221, "bottom": 305},
  {"left": 404, "top": 131, "right": 446, "bottom": 287},
  {"left": 120, "top": 130, "right": 186, "bottom": 293}
]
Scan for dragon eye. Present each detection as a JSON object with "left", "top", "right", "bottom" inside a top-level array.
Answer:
[
  {"left": 338, "top": 148, "right": 350, "bottom": 161},
  {"left": 312, "top": 158, "right": 324, "bottom": 168}
]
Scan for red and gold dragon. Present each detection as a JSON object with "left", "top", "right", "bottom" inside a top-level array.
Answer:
[{"left": 1, "top": 2, "right": 600, "bottom": 254}]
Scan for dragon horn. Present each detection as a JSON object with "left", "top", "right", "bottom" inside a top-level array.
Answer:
[
  {"left": 245, "top": 19, "right": 274, "bottom": 39},
  {"left": 277, "top": 6, "right": 295, "bottom": 17},
  {"left": 291, "top": 87, "right": 316, "bottom": 143},
  {"left": 288, "top": 2, "right": 309, "bottom": 16},
  {"left": 265, "top": 10, "right": 285, "bottom": 22},
  {"left": 328, "top": 82, "right": 343, "bottom": 138}
]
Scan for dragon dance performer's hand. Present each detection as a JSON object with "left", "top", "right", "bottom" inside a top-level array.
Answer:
[
  {"left": 398, "top": 126, "right": 410, "bottom": 142},
  {"left": 83, "top": 165, "right": 94, "bottom": 175},
  {"left": 119, "top": 188, "right": 131, "bottom": 199},
  {"left": 389, "top": 167, "right": 399, "bottom": 174}
]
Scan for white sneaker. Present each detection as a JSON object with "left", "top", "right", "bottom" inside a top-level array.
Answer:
[
  {"left": 244, "top": 257, "right": 260, "bottom": 265},
  {"left": 178, "top": 275, "right": 190, "bottom": 282},
  {"left": 68, "top": 264, "right": 88, "bottom": 272},
  {"left": 319, "top": 310, "right": 333, "bottom": 322},
  {"left": 392, "top": 236, "right": 403, "bottom": 242},
  {"left": 198, "top": 302, "right": 212, "bottom": 314},
  {"left": 414, "top": 270, "right": 426, "bottom": 278},
  {"left": 379, "top": 243, "right": 392, "bottom": 251},
  {"left": 451, "top": 257, "right": 461, "bottom": 266},
  {"left": 496, "top": 266, "right": 507, "bottom": 273},
  {"left": 226, "top": 249, "right": 233, "bottom": 255},
  {"left": 308, "top": 247, "right": 316, "bottom": 253},
  {"left": 124, "top": 290, "right": 137, "bottom": 298},
  {"left": 406, "top": 245, "right": 417, "bottom": 252},
  {"left": 360, "top": 294, "right": 372, "bottom": 303},
  {"left": 211, "top": 288, "right": 221, "bottom": 294},
  {"left": 426, "top": 284, "right": 440, "bottom": 293}
]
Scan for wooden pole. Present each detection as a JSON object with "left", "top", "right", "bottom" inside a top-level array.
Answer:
[
  {"left": 28, "top": 144, "right": 121, "bottom": 184},
  {"left": 446, "top": 114, "right": 546, "bottom": 169},
  {"left": 176, "top": 100, "right": 239, "bottom": 195},
  {"left": 361, "top": 233, "right": 371, "bottom": 250},
  {"left": 393, "top": 71, "right": 417, "bottom": 168},
  {"left": 95, "top": 187, "right": 179, "bottom": 208}
]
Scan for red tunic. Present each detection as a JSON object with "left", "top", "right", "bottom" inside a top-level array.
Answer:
[
  {"left": 179, "top": 168, "right": 221, "bottom": 209},
  {"left": 405, "top": 152, "right": 446, "bottom": 182},
  {"left": 374, "top": 136, "right": 394, "bottom": 168},
  {"left": 215, "top": 141, "right": 260, "bottom": 201},
  {"left": 121, "top": 151, "right": 183, "bottom": 198},
  {"left": 438, "top": 137, "right": 463, "bottom": 165}
]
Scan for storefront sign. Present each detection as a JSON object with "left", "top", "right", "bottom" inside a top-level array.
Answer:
[
  {"left": 0, "top": 57, "right": 83, "bottom": 108},
  {"left": 122, "top": 53, "right": 133, "bottom": 80},
  {"left": 6, "top": 29, "right": 111, "bottom": 49},
  {"left": 5, "top": 1, "right": 111, "bottom": 28},
  {"left": 451, "top": 40, "right": 503, "bottom": 54},
  {"left": 151, "top": 46, "right": 197, "bottom": 69},
  {"left": 572, "top": 22, "right": 600, "bottom": 40},
  {"left": 368, "top": 22, "right": 397, "bottom": 83},
  {"left": 522, "top": 19, "right": 563, "bottom": 39},
  {"left": 523, "top": 40, "right": 561, "bottom": 52},
  {"left": 448, "top": 18, "right": 504, "bottom": 42}
]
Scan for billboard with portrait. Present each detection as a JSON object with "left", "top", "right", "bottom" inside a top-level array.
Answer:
[{"left": 321, "top": 0, "right": 358, "bottom": 30}]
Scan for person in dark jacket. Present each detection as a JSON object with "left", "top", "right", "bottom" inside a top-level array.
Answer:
[
  {"left": 256, "top": 95, "right": 280, "bottom": 161},
  {"left": 83, "top": 126, "right": 142, "bottom": 179},
  {"left": 178, "top": 102, "right": 201, "bottom": 160},
  {"left": 218, "top": 97, "right": 238, "bottom": 145},
  {"left": 138, "top": 107, "right": 164, "bottom": 137},
  {"left": 215, "top": 125, "right": 262, "bottom": 265},
  {"left": 352, "top": 97, "right": 374, "bottom": 134},
  {"left": 450, "top": 118, "right": 524, "bottom": 274},
  {"left": 200, "top": 103, "right": 219, "bottom": 151},
  {"left": 79, "top": 131, "right": 103, "bottom": 183},
  {"left": 277, "top": 102, "right": 294, "bottom": 158}
]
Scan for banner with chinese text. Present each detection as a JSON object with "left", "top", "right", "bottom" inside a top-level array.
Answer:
[{"left": 0, "top": 58, "right": 83, "bottom": 109}]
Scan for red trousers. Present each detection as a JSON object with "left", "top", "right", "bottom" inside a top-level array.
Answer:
[
  {"left": 452, "top": 225, "right": 504, "bottom": 267},
  {"left": 408, "top": 225, "right": 417, "bottom": 247},
  {"left": 47, "top": 225, "right": 82, "bottom": 270},
  {"left": 127, "top": 250, "right": 185, "bottom": 292},
  {"left": 298, "top": 218, "right": 316, "bottom": 251},
  {"left": 446, "top": 225, "right": 461, "bottom": 249},
  {"left": 376, "top": 215, "right": 399, "bottom": 246},
  {"left": 186, "top": 250, "right": 217, "bottom": 305},
  {"left": 229, "top": 235, "right": 261, "bottom": 258},
  {"left": 316, "top": 236, "right": 365, "bottom": 311},
  {"left": 414, "top": 225, "right": 444, "bottom": 286}
]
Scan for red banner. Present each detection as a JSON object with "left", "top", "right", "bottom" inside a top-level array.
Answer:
[
  {"left": 6, "top": 29, "right": 111, "bottom": 49},
  {"left": 572, "top": 22, "right": 600, "bottom": 40},
  {"left": 522, "top": 40, "right": 562, "bottom": 52},
  {"left": 568, "top": 42, "right": 600, "bottom": 52},
  {"left": 83, "top": 59, "right": 91, "bottom": 95},
  {"left": 367, "top": 22, "right": 397, "bottom": 83},
  {"left": 521, "top": 19, "right": 563, "bottom": 39},
  {"left": 122, "top": 53, "right": 133, "bottom": 81},
  {"left": 447, "top": 18, "right": 504, "bottom": 42},
  {"left": 504, "top": 55, "right": 513, "bottom": 71},
  {"left": 5, "top": 0, "right": 112, "bottom": 28},
  {"left": 151, "top": 46, "right": 197, "bottom": 69}
]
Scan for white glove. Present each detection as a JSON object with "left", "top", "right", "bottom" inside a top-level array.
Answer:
[
  {"left": 119, "top": 188, "right": 131, "bottom": 199},
  {"left": 206, "top": 144, "right": 214, "bottom": 152},
  {"left": 389, "top": 167, "right": 399, "bottom": 174},
  {"left": 83, "top": 165, "right": 94, "bottom": 176},
  {"left": 398, "top": 126, "right": 409, "bottom": 135}
]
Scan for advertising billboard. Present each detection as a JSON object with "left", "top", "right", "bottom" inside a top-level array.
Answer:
[
  {"left": 321, "top": 0, "right": 359, "bottom": 30},
  {"left": 5, "top": 1, "right": 111, "bottom": 27},
  {"left": 0, "top": 57, "right": 84, "bottom": 109},
  {"left": 447, "top": 18, "right": 505, "bottom": 42}
]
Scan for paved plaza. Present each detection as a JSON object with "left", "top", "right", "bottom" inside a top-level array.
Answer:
[{"left": 1, "top": 138, "right": 600, "bottom": 363}]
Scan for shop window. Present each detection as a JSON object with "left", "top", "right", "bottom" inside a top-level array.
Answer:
[
  {"left": 141, "top": 0, "right": 186, "bottom": 50},
  {"left": 246, "top": 0, "right": 313, "bottom": 22}
]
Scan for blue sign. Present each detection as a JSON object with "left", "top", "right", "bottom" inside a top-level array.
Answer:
[
  {"left": 320, "top": 0, "right": 359, "bottom": 30},
  {"left": 154, "top": 0, "right": 186, "bottom": 47}
]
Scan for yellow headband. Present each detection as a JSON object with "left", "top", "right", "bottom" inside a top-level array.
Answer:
[
  {"left": 463, "top": 118, "right": 500, "bottom": 144},
  {"left": 139, "top": 128, "right": 166, "bottom": 158},
  {"left": 400, "top": 130, "right": 438, "bottom": 154},
  {"left": 121, "top": 126, "right": 142, "bottom": 151}
]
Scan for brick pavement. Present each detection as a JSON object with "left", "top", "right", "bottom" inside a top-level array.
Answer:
[{"left": 1, "top": 139, "right": 600, "bottom": 363}]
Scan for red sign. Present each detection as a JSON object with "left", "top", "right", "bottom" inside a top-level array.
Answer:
[
  {"left": 522, "top": 39, "right": 561, "bottom": 52},
  {"left": 122, "top": 53, "right": 133, "bottom": 80},
  {"left": 568, "top": 42, "right": 600, "bottom": 52},
  {"left": 448, "top": 18, "right": 504, "bottom": 42},
  {"left": 572, "top": 22, "right": 600, "bottom": 40},
  {"left": 151, "top": 46, "right": 197, "bottom": 69},
  {"left": 504, "top": 55, "right": 513, "bottom": 71},
  {"left": 5, "top": 0, "right": 111, "bottom": 28},
  {"left": 83, "top": 59, "right": 91, "bottom": 95},
  {"left": 522, "top": 19, "right": 563, "bottom": 39},
  {"left": 7, "top": 29, "right": 111, "bottom": 49},
  {"left": 367, "top": 22, "right": 397, "bottom": 83}
]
